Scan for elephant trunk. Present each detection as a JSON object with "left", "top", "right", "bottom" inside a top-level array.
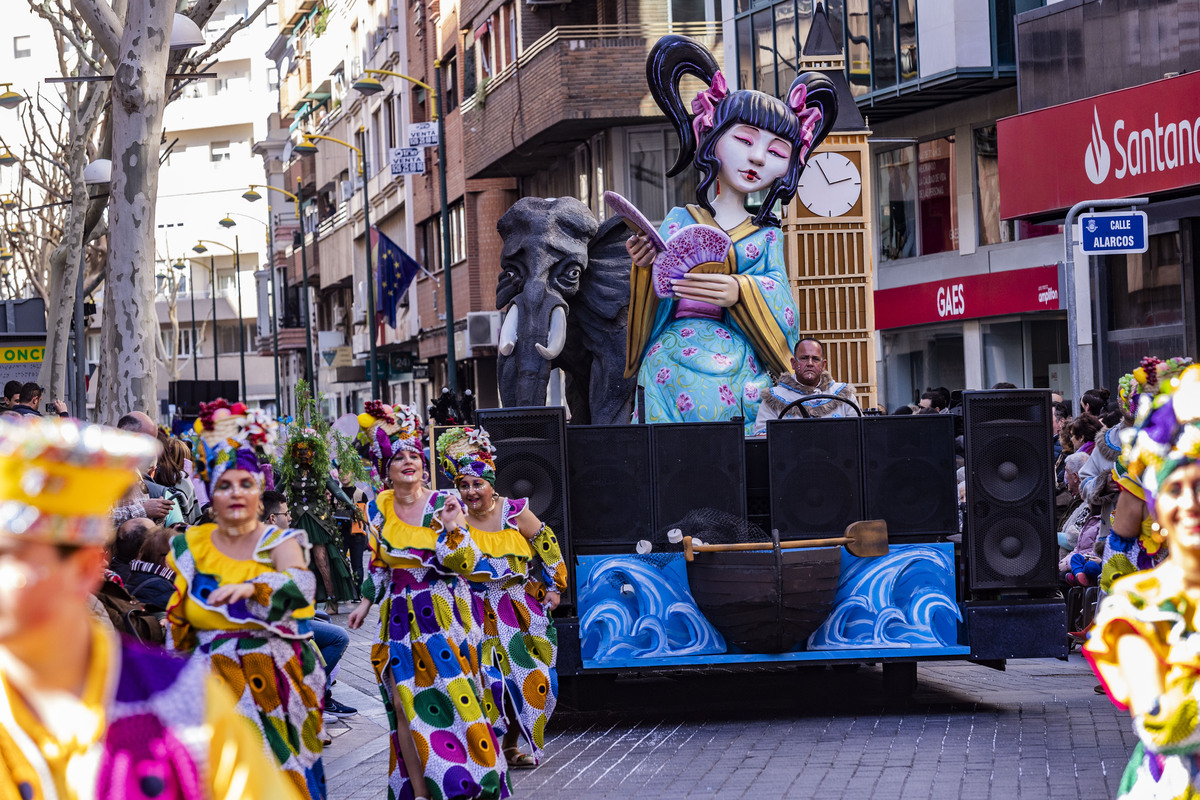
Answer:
[{"left": 497, "top": 295, "right": 569, "bottom": 408}]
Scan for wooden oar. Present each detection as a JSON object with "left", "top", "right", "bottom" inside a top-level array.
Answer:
[{"left": 682, "top": 520, "right": 888, "bottom": 561}]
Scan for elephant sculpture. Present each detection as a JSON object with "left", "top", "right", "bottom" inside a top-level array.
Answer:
[{"left": 496, "top": 196, "right": 636, "bottom": 425}]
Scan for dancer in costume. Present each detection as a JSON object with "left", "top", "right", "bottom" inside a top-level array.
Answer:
[
  {"left": 624, "top": 35, "right": 836, "bottom": 434},
  {"left": 0, "top": 415, "right": 302, "bottom": 800},
  {"left": 281, "top": 425, "right": 359, "bottom": 615},
  {"left": 435, "top": 427, "right": 568, "bottom": 769},
  {"left": 1098, "top": 358, "right": 1192, "bottom": 593},
  {"left": 347, "top": 403, "right": 507, "bottom": 800},
  {"left": 168, "top": 399, "right": 328, "bottom": 800},
  {"left": 1085, "top": 364, "right": 1200, "bottom": 798}
]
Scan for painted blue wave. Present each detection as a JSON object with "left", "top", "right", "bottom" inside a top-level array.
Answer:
[
  {"left": 578, "top": 555, "right": 726, "bottom": 661},
  {"left": 807, "top": 544, "right": 961, "bottom": 650}
]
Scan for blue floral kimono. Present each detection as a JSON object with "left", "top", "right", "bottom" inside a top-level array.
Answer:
[{"left": 625, "top": 205, "right": 801, "bottom": 434}]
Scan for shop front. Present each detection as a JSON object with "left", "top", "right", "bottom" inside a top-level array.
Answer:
[
  {"left": 874, "top": 265, "right": 1068, "bottom": 409},
  {"left": 998, "top": 70, "right": 1200, "bottom": 393}
]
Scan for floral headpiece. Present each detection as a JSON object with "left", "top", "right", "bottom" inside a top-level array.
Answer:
[
  {"left": 436, "top": 426, "right": 496, "bottom": 485},
  {"left": 356, "top": 402, "right": 425, "bottom": 477},
  {"left": 0, "top": 416, "right": 159, "bottom": 546},
  {"left": 191, "top": 398, "right": 277, "bottom": 493},
  {"left": 1118, "top": 356, "right": 1193, "bottom": 418},
  {"left": 1121, "top": 363, "right": 1200, "bottom": 514},
  {"left": 690, "top": 70, "right": 822, "bottom": 162}
]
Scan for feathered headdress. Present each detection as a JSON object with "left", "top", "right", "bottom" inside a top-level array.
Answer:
[
  {"left": 191, "top": 398, "right": 277, "bottom": 493},
  {"left": 1122, "top": 363, "right": 1200, "bottom": 514},
  {"left": 1118, "top": 356, "right": 1193, "bottom": 419},
  {"left": 0, "top": 416, "right": 159, "bottom": 546},
  {"left": 436, "top": 426, "right": 497, "bottom": 485},
  {"left": 356, "top": 401, "right": 425, "bottom": 477}
]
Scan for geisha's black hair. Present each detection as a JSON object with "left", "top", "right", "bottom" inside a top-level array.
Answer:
[{"left": 647, "top": 35, "right": 839, "bottom": 227}]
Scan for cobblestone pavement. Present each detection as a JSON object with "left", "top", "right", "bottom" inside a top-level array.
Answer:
[{"left": 322, "top": 606, "right": 1136, "bottom": 800}]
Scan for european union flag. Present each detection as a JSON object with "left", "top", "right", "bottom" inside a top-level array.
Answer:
[{"left": 371, "top": 226, "right": 421, "bottom": 328}]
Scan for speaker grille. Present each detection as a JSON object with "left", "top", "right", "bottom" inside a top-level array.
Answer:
[
  {"left": 567, "top": 425, "right": 653, "bottom": 552},
  {"left": 652, "top": 422, "right": 746, "bottom": 529},
  {"left": 964, "top": 391, "right": 1057, "bottom": 591},
  {"left": 862, "top": 415, "right": 957, "bottom": 537},
  {"left": 768, "top": 418, "right": 862, "bottom": 539}
]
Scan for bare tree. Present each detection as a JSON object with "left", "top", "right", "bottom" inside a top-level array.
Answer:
[
  {"left": 62, "top": 0, "right": 269, "bottom": 421},
  {"left": 153, "top": 247, "right": 213, "bottom": 382}
]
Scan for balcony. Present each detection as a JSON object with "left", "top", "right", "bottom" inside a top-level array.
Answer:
[
  {"left": 277, "top": 0, "right": 316, "bottom": 35},
  {"left": 847, "top": 0, "right": 1030, "bottom": 122},
  {"left": 461, "top": 21, "right": 722, "bottom": 179}
]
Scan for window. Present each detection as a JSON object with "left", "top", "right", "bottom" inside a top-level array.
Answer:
[
  {"left": 443, "top": 51, "right": 458, "bottom": 112},
  {"left": 215, "top": 269, "right": 238, "bottom": 291},
  {"left": 841, "top": 0, "right": 916, "bottom": 97},
  {"left": 211, "top": 77, "right": 230, "bottom": 94},
  {"left": 210, "top": 141, "right": 232, "bottom": 162},
  {"left": 13, "top": 35, "right": 31, "bottom": 59},
  {"left": 161, "top": 328, "right": 198, "bottom": 358},
  {"left": 412, "top": 86, "right": 427, "bottom": 124},
  {"left": 1107, "top": 233, "right": 1184, "bottom": 331},
  {"left": 86, "top": 333, "right": 101, "bottom": 363},
  {"left": 463, "top": 41, "right": 477, "bottom": 98},
  {"left": 975, "top": 124, "right": 1060, "bottom": 246},
  {"left": 217, "top": 323, "right": 257, "bottom": 354},
  {"left": 628, "top": 128, "right": 698, "bottom": 225},
  {"left": 876, "top": 136, "right": 957, "bottom": 261},
  {"left": 416, "top": 219, "right": 441, "bottom": 274},
  {"left": 267, "top": 66, "right": 280, "bottom": 91},
  {"left": 384, "top": 96, "right": 396, "bottom": 150},
  {"left": 732, "top": 0, "right": 812, "bottom": 97}
]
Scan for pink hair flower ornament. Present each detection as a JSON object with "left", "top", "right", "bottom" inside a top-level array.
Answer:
[{"left": 690, "top": 70, "right": 729, "bottom": 142}]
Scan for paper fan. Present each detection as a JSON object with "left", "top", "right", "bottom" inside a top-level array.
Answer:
[
  {"left": 651, "top": 224, "right": 732, "bottom": 299},
  {"left": 603, "top": 191, "right": 666, "bottom": 251}
]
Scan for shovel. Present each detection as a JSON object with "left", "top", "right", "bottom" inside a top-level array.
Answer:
[{"left": 683, "top": 520, "right": 889, "bottom": 562}]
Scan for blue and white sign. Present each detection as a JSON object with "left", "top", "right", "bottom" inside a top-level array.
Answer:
[{"left": 1079, "top": 211, "right": 1148, "bottom": 254}]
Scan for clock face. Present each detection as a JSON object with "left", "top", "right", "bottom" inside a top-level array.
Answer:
[{"left": 796, "top": 151, "right": 862, "bottom": 217}]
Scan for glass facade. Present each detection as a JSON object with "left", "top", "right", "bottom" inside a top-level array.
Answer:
[
  {"left": 882, "top": 324, "right": 965, "bottom": 409},
  {"left": 876, "top": 137, "right": 957, "bottom": 261}
]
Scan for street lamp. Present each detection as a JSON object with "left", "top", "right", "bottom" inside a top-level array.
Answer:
[
  {"left": 0, "top": 148, "right": 16, "bottom": 167},
  {"left": 353, "top": 67, "right": 457, "bottom": 394},
  {"left": 193, "top": 241, "right": 221, "bottom": 388},
  {"left": 291, "top": 132, "right": 383, "bottom": 400},
  {"left": 244, "top": 182, "right": 310, "bottom": 398},
  {"left": 217, "top": 210, "right": 280, "bottom": 412},
  {"left": 0, "top": 84, "right": 24, "bottom": 110},
  {"left": 173, "top": 258, "right": 199, "bottom": 382},
  {"left": 170, "top": 14, "right": 206, "bottom": 51},
  {"left": 194, "top": 237, "right": 247, "bottom": 403}
]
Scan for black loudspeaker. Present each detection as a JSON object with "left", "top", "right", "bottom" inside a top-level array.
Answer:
[
  {"left": 476, "top": 407, "right": 571, "bottom": 594},
  {"left": 862, "top": 415, "right": 958, "bottom": 538},
  {"left": 566, "top": 424, "right": 654, "bottom": 553},
  {"left": 964, "top": 391, "right": 1057, "bottom": 591},
  {"left": 744, "top": 438, "right": 771, "bottom": 534},
  {"left": 767, "top": 418, "right": 862, "bottom": 540},
  {"left": 652, "top": 421, "right": 746, "bottom": 529},
  {"left": 554, "top": 617, "right": 583, "bottom": 676},
  {"left": 966, "top": 601, "right": 1068, "bottom": 659}
]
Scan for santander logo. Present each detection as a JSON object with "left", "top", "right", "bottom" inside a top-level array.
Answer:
[{"left": 1085, "top": 107, "right": 1111, "bottom": 185}]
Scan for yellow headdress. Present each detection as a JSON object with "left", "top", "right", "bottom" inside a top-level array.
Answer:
[{"left": 0, "top": 416, "right": 159, "bottom": 546}]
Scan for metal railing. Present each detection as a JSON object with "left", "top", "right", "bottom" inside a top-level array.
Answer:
[{"left": 461, "top": 21, "right": 722, "bottom": 113}]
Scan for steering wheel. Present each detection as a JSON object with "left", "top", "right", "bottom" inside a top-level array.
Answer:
[{"left": 778, "top": 393, "right": 863, "bottom": 419}]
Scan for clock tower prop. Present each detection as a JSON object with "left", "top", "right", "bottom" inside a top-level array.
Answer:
[{"left": 782, "top": 3, "right": 876, "bottom": 409}]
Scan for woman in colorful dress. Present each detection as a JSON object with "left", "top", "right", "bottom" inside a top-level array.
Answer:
[
  {"left": 435, "top": 426, "right": 568, "bottom": 769},
  {"left": 1085, "top": 363, "right": 1200, "bottom": 798},
  {"left": 167, "top": 399, "right": 328, "bottom": 800},
  {"left": 624, "top": 35, "right": 836, "bottom": 433},
  {"left": 347, "top": 403, "right": 506, "bottom": 800},
  {"left": 0, "top": 415, "right": 302, "bottom": 800}
]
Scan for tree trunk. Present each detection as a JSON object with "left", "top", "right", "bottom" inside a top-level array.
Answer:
[{"left": 96, "top": 0, "right": 172, "bottom": 424}]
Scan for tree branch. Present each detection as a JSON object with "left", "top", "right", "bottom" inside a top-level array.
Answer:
[{"left": 68, "top": 0, "right": 121, "bottom": 63}]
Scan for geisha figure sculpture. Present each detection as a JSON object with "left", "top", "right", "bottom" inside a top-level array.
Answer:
[{"left": 621, "top": 35, "right": 837, "bottom": 433}]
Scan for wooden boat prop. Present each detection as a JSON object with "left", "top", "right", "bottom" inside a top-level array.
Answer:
[{"left": 682, "top": 521, "right": 889, "bottom": 654}]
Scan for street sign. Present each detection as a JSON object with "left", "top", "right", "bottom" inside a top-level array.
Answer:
[
  {"left": 389, "top": 351, "right": 413, "bottom": 375},
  {"left": 1079, "top": 211, "right": 1148, "bottom": 254},
  {"left": 389, "top": 147, "right": 426, "bottom": 176},
  {"left": 408, "top": 122, "right": 438, "bottom": 147},
  {"left": 412, "top": 362, "right": 429, "bottom": 380}
]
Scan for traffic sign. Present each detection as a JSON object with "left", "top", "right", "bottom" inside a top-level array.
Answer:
[{"left": 1079, "top": 211, "right": 1148, "bottom": 254}]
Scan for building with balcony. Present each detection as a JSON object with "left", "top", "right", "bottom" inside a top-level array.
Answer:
[
  {"left": 999, "top": 1, "right": 1200, "bottom": 394},
  {"left": 741, "top": 0, "right": 1069, "bottom": 409},
  {"left": 257, "top": 0, "right": 729, "bottom": 418}
]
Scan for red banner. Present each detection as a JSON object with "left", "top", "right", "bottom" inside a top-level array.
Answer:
[
  {"left": 998, "top": 71, "right": 1200, "bottom": 219},
  {"left": 874, "top": 265, "right": 1061, "bottom": 330}
]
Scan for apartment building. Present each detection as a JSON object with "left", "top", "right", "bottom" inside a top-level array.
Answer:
[{"left": 259, "top": 0, "right": 725, "bottom": 417}]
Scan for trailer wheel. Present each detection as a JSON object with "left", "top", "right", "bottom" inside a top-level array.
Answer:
[{"left": 882, "top": 662, "right": 917, "bottom": 702}]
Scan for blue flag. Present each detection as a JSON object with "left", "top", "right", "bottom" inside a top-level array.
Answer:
[{"left": 371, "top": 226, "right": 421, "bottom": 328}]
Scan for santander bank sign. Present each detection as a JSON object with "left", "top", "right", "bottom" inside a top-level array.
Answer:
[{"left": 998, "top": 71, "right": 1200, "bottom": 219}]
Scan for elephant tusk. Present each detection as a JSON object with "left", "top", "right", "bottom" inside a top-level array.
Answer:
[
  {"left": 536, "top": 305, "right": 568, "bottom": 360},
  {"left": 498, "top": 305, "right": 519, "bottom": 356}
]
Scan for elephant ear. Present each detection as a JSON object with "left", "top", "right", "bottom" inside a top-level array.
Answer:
[{"left": 576, "top": 215, "right": 632, "bottom": 324}]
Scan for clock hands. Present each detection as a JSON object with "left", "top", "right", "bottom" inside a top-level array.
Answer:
[{"left": 814, "top": 157, "right": 832, "bottom": 184}]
